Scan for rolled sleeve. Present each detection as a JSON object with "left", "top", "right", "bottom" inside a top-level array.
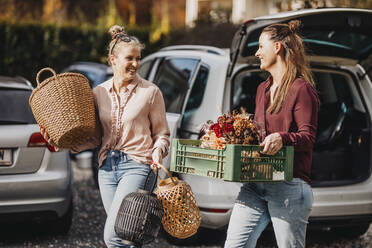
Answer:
[{"left": 149, "top": 88, "right": 170, "bottom": 157}]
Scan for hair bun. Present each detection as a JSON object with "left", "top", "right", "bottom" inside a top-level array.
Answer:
[
  {"left": 288, "top": 20, "right": 301, "bottom": 34},
  {"left": 108, "top": 25, "right": 126, "bottom": 40}
]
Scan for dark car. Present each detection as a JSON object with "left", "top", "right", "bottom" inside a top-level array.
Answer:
[{"left": 62, "top": 62, "right": 113, "bottom": 88}]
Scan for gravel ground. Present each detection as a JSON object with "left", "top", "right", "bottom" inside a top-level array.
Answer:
[{"left": 0, "top": 165, "right": 371, "bottom": 248}]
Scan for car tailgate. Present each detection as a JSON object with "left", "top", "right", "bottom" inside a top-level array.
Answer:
[{"left": 231, "top": 8, "right": 372, "bottom": 66}]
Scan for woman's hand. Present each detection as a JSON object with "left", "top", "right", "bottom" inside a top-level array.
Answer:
[
  {"left": 260, "top": 133, "right": 283, "bottom": 155},
  {"left": 151, "top": 148, "right": 163, "bottom": 170},
  {"left": 39, "top": 126, "right": 60, "bottom": 151}
]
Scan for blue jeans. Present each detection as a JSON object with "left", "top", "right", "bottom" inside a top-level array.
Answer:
[
  {"left": 224, "top": 178, "right": 313, "bottom": 248},
  {"left": 98, "top": 150, "right": 155, "bottom": 248}
]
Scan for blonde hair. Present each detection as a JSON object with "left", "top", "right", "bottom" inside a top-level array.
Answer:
[
  {"left": 263, "top": 20, "right": 316, "bottom": 114},
  {"left": 107, "top": 25, "right": 145, "bottom": 64}
]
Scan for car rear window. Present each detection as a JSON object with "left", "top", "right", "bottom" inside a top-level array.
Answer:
[
  {"left": 0, "top": 89, "right": 36, "bottom": 124},
  {"left": 242, "top": 29, "right": 372, "bottom": 61},
  {"left": 68, "top": 70, "right": 101, "bottom": 88}
]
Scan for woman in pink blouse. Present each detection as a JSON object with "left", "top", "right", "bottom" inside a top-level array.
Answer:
[
  {"left": 41, "top": 25, "right": 170, "bottom": 247},
  {"left": 224, "top": 20, "right": 318, "bottom": 248}
]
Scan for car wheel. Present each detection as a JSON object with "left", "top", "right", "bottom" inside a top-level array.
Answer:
[
  {"left": 47, "top": 199, "right": 73, "bottom": 235},
  {"left": 92, "top": 147, "right": 99, "bottom": 188},
  {"left": 332, "top": 223, "right": 370, "bottom": 239}
]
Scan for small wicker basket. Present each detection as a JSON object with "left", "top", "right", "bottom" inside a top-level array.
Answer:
[
  {"left": 29, "top": 67, "right": 98, "bottom": 149},
  {"left": 155, "top": 164, "right": 201, "bottom": 239},
  {"left": 115, "top": 169, "right": 163, "bottom": 247}
]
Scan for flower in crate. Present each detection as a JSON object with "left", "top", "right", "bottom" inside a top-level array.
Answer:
[
  {"left": 199, "top": 109, "right": 261, "bottom": 149},
  {"left": 210, "top": 123, "right": 222, "bottom": 138}
]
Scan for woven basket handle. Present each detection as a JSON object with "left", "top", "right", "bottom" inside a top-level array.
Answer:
[
  {"left": 154, "top": 163, "right": 178, "bottom": 185},
  {"left": 36, "top": 67, "right": 57, "bottom": 86}
]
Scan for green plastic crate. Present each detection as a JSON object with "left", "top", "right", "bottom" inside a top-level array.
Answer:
[{"left": 170, "top": 139, "right": 294, "bottom": 182}]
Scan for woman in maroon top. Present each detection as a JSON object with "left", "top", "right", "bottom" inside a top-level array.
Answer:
[{"left": 225, "top": 20, "right": 318, "bottom": 248}]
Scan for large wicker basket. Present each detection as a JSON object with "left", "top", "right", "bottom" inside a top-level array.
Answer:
[
  {"left": 29, "top": 67, "right": 98, "bottom": 149},
  {"left": 154, "top": 164, "right": 201, "bottom": 239}
]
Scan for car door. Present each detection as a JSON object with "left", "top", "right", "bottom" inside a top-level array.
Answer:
[{"left": 139, "top": 56, "right": 201, "bottom": 167}]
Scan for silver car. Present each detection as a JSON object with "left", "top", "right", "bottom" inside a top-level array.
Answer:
[
  {"left": 138, "top": 8, "right": 372, "bottom": 239},
  {"left": 0, "top": 76, "right": 73, "bottom": 234}
]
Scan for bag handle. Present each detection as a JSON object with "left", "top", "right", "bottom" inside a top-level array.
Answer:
[
  {"left": 154, "top": 163, "right": 178, "bottom": 185},
  {"left": 36, "top": 67, "right": 57, "bottom": 86},
  {"left": 144, "top": 167, "right": 158, "bottom": 193}
]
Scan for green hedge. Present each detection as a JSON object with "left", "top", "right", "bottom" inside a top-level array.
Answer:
[
  {"left": 0, "top": 21, "right": 238, "bottom": 86},
  {"left": 0, "top": 22, "right": 163, "bottom": 86}
]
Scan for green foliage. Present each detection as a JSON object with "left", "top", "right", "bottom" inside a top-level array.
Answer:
[
  {"left": 0, "top": 21, "right": 154, "bottom": 86},
  {"left": 0, "top": 21, "right": 239, "bottom": 87}
]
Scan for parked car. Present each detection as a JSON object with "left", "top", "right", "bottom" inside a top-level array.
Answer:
[
  {"left": 0, "top": 76, "right": 73, "bottom": 234},
  {"left": 62, "top": 61, "right": 113, "bottom": 88},
  {"left": 138, "top": 8, "right": 372, "bottom": 239},
  {"left": 62, "top": 62, "right": 113, "bottom": 186}
]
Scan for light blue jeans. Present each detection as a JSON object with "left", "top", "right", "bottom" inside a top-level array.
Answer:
[
  {"left": 224, "top": 178, "right": 313, "bottom": 248},
  {"left": 98, "top": 150, "right": 155, "bottom": 248}
]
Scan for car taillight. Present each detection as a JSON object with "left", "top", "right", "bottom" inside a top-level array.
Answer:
[
  {"left": 243, "top": 19, "right": 255, "bottom": 25},
  {"left": 28, "top": 132, "right": 57, "bottom": 152},
  {"left": 199, "top": 207, "right": 229, "bottom": 213}
]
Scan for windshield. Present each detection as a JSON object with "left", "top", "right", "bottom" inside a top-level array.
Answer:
[
  {"left": 0, "top": 89, "right": 36, "bottom": 124},
  {"left": 153, "top": 58, "right": 199, "bottom": 113}
]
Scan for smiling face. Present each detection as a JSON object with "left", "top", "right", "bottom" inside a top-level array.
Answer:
[
  {"left": 110, "top": 44, "right": 141, "bottom": 82},
  {"left": 255, "top": 32, "right": 278, "bottom": 71}
]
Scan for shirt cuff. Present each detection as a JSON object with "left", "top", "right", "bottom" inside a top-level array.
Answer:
[
  {"left": 152, "top": 145, "right": 168, "bottom": 158},
  {"left": 278, "top": 131, "right": 290, "bottom": 146}
]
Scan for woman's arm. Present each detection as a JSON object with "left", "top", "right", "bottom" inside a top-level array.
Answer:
[
  {"left": 278, "top": 84, "right": 319, "bottom": 152},
  {"left": 149, "top": 87, "right": 170, "bottom": 160}
]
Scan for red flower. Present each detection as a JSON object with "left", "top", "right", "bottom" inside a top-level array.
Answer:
[
  {"left": 210, "top": 123, "right": 222, "bottom": 138},
  {"left": 223, "top": 123, "right": 234, "bottom": 133}
]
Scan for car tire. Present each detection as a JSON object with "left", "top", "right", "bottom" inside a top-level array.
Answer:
[
  {"left": 46, "top": 199, "right": 73, "bottom": 235},
  {"left": 332, "top": 223, "right": 370, "bottom": 239}
]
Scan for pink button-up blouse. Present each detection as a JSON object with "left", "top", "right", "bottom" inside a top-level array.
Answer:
[{"left": 72, "top": 74, "right": 170, "bottom": 167}]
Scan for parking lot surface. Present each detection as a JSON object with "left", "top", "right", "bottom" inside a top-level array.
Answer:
[{"left": 0, "top": 165, "right": 371, "bottom": 248}]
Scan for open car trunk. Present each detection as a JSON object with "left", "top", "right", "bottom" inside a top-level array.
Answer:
[
  {"left": 229, "top": 8, "right": 372, "bottom": 187},
  {"left": 231, "top": 65, "right": 371, "bottom": 187}
]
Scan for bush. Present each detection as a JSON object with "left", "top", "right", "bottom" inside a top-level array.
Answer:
[
  {"left": 0, "top": 22, "right": 154, "bottom": 86},
  {"left": 0, "top": 21, "right": 239, "bottom": 86}
]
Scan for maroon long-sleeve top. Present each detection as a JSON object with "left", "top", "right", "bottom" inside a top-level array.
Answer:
[{"left": 254, "top": 76, "right": 319, "bottom": 184}]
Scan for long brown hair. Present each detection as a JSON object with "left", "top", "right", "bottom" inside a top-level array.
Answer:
[{"left": 263, "top": 20, "right": 316, "bottom": 114}]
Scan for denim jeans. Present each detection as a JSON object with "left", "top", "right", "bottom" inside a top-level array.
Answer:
[
  {"left": 224, "top": 178, "right": 313, "bottom": 248},
  {"left": 98, "top": 150, "right": 155, "bottom": 248}
]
